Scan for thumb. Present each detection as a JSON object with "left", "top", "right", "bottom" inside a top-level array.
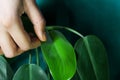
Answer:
[{"left": 24, "top": 0, "right": 46, "bottom": 41}]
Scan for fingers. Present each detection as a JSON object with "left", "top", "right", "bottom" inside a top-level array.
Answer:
[
  {"left": 6, "top": 16, "right": 41, "bottom": 57},
  {"left": 0, "top": 16, "right": 41, "bottom": 58},
  {"left": 1, "top": 16, "right": 32, "bottom": 58},
  {"left": 0, "top": 31, "right": 17, "bottom": 58},
  {"left": 24, "top": 0, "right": 46, "bottom": 41},
  {"left": 0, "top": 0, "right": 45, "bottom": 58},
  {"left": 8, "top": 16, "right": 31, "bottom": 51}
]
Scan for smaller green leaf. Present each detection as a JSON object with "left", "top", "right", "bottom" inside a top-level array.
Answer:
[
  {"left": 74, "top": 35, "right": 109, "bottom": 80},
  {"left": 0, "top": 56, "right": 13, "bottom": 80},
  {"left": 13, "top": 64, "right": 48, "bottom": 80},
  {"left": 41, "top": 30, "right": 76, "bottom": 80}
]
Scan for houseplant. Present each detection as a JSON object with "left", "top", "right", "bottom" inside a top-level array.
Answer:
[{"left": 0, "top": 26, "right": 109, "bottom": 80}]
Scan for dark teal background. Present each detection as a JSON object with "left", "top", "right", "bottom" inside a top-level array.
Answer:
[{"left": 10, "top": 0, "right": 120, "bottom": 80}]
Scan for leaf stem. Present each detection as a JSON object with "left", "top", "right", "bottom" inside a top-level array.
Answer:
[
  {"left": 29, "top": 53, "right": 32, "bottom": 64},
  {"left": 46, "top": 26, "right": 84, "bottom": 38},
  {"left": 36, "top": 48, "right": 40, "bottom": 66}
]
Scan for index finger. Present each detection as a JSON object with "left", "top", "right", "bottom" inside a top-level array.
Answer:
[{"left": 24, "top": 1, "right": 46, "bottom": 41}]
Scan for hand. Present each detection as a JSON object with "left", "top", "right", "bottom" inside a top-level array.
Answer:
[{"left": 0, "top": 0, "right": 46, "bottom": 58}]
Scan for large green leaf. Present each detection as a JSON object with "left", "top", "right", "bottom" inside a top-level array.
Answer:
[
  {"left": 74, "top": 35, "right": 109, "bottom": 80},
  {"left": 13, "top": 64, "right": 48, "bottom": 80},
  {"left": 0, "top": 56, "right": 13, "bottom": 80},
  {"left": 41, "top": 30, "right": 76, "bottom": 80}
]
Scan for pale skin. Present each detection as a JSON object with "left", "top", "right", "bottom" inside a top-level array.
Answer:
[{"left": 0, "top": 0, "right": 46, "bottom": 58}]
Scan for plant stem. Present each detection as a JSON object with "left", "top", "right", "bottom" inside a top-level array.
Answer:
[
  {"left": 65, "top": 27, "right": 84, "bottom": 38},
  {"left": 29, "top": 53, "right": 32, "bottom": 64},
  {"left": 36, "top": 48, "right": 40, "bottom": 66},
  {"left": 46, "top": 26, "right": 84, "bottom": 38}
]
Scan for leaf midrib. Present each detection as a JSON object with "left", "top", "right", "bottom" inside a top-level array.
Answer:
[{"left": 83, "top": 37, "right": 98, "bottom": 80}]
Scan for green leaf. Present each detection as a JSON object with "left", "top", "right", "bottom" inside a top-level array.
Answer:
[
  {"left": 13, "top": 64, "right": 48, "bottom": 80},
  {"left": 41, "top": 30, "right": 77, "bottom": 80},
  {"left": 74, "top": 35, "right": 109, "bottom": 80},
  {"left": 0, "top": 56, "right": 13, "bottom": 80}
]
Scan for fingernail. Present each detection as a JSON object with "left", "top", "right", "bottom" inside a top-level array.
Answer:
[{"left": 41, "top": 31, "right": 47, "bottom": 41}]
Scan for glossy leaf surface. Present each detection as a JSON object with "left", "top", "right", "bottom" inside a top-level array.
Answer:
[
  {"left": 74, "top": 35, "right": 109, "bottom": 80},
  {"left": 0, "top": 56, "right": 13, "bottom": 80},
  {"left": 41, "top": 30, "right": 76, "bottom": 80},
  {"left": 13, "top": 64, "right": 48, "bottom": 80}
]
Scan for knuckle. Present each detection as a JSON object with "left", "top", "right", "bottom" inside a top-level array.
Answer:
[
  {"left": 3, "top": 22, "right": 12, "bottom": 29},
  {"left": 4, "top": 45, "right": 17, "bottom": 58},
  {"left": 4, "top": 49, "right": 17, "bottom": 58},
  {"left": 41, "top": 19, "right": 46, "bottom": 24},
  {"left": 4, "top": 24, "right": 12, "bottom": 30},
  {"left": 5, "top": 55, "right": 14, "bottom": 58},
  {"left": 34, "top": 18, "right": 46, "bottom": 27},
  {"left": 40, "top": 19, "right": 46, "bottom": 25},
  {"left": 2, "top": 14, "right": 16, "bottom": 29}
]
